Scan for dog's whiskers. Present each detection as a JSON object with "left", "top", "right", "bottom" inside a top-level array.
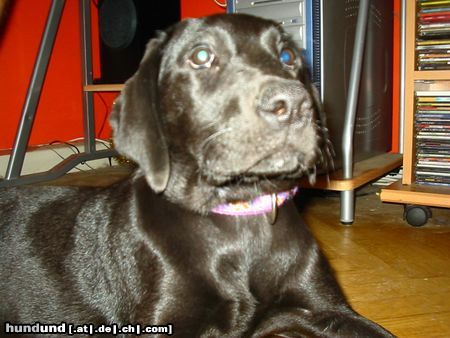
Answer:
[
  {"left": 202, "top": 118, "right": 226, "bottom": 130},
  {"left": 241, "top": 152, "right": 275, "bottom": 174},
  {"left": 261, "top": 176, "right": 279, "bottom": 190},
  {"left": 200, "top": 127, "right": 233, "bottom": 152}
]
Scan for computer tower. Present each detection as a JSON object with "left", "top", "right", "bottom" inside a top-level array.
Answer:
[{"left": 227, "top": 0, "right": 393, "bottom": 168}]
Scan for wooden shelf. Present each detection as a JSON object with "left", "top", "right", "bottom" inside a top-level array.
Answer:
[
  {"left": 384, "top": 1, "right": 450, "bottom": 211},
  {"left": 301, "top": 153, "right": 403, "bottom": 191},
  {"left": 381, "top": 181, "right": 450, "bottom": 208},
  {"left": 83, "top": 84, "right": 124, "bottom": 92},
  {"left": 413, "top": 70, "right": 450, "bottom": 81}
]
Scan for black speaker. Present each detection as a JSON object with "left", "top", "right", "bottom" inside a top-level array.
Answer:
[{"left": 95, "top": 0, "right": 180, "bottom": 84}]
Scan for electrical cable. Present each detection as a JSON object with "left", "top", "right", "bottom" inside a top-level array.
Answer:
[{"left": 213, "top": 0, "right": 227, "bottom": 8}]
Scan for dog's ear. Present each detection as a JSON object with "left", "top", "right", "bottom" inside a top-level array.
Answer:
[{"left": 110, "top": 35, "right": 170, "bottom": 193}]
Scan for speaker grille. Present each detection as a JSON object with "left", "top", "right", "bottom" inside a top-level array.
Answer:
[
  {"left": 96, "top": 0, "right": 180, "bottom": 84},
  {"left": 312, "top": 0, "right": 321, "bottom": 92},
  {"left": 99, "top": 0, "right": 137, "bottom": 50}
]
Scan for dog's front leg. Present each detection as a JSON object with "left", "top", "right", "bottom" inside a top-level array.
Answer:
[
  {"left": 248, "top": 241, "right": 395, "bottom": 338},
  {"left": 249, "top": 307, "right": 395, "bottom": 338}
]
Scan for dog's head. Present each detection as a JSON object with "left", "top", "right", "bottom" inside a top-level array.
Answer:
[{"left": 110, "top": 13, "right": 333, "bottom": 213}]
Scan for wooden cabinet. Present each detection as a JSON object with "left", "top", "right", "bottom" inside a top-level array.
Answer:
[{"left": 380, "top": 1, "right": 450, "bottom": 224}]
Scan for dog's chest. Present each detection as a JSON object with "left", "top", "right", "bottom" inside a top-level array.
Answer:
[{"left": 143, "top": 206, "right": 302, "bottom": 336}]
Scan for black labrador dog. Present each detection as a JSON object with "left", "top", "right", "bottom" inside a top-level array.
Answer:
[{"left": 0, "top": 14, "right": 394, "bottom": 337}]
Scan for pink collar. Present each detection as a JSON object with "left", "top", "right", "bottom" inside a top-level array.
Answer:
[{"left": 211, "top": 187, "right": 298, "bottom": 221}]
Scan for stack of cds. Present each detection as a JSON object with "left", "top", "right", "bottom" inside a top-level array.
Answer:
[
  {"left": 415, "top": 91, "right": 450, "bottom": 186},
  {"left": 417, "top": 0, "right": 450, "bottom": 70}
]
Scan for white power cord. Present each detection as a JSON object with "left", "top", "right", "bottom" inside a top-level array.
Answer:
[{"left": 213, "top": 0, "right": 227, "bottom": 8}]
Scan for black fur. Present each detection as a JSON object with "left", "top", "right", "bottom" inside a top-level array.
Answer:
[{"left": 0, "top": 14, "right": 394, "bottom": 337}]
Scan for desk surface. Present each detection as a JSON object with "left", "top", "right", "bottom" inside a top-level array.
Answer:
[
  {"left": 83, "top": 84, "right": 124, "bottom": 92},
  {"left": 301, "top": 153, "right": 403, "bottom": 191}
]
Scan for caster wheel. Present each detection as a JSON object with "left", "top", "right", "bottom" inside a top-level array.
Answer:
[{"left": 404, "top": 205, "right": 432, "bottom": 227}]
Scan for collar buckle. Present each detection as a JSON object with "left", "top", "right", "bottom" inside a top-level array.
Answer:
[{"left": 267, "top": 193, "right": 278, "bottom": 225}]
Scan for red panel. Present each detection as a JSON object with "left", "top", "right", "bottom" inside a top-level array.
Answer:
[
  {"left": 181, "top": 0, "right": 226, "bottom": 19},
  {"left": 0, "top": 0, "right": 112, "bottom": 151}
]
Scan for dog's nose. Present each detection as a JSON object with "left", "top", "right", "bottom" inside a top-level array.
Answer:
[{"left": 256, "top": 82, "right": 309, "bottom": 126}]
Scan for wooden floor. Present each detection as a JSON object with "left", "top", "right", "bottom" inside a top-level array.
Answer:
[
  {"left": 48, "top": 166, "right": 450, "bottom": 337},
  {"left": 301, "top": 189, "right": 450, "bottom": 338}
]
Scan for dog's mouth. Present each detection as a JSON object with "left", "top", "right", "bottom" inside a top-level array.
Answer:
[
  {"left": 202, "top": 154, "right": 312, "bottom": 187},
  {"left": 203, "top": 165, "right": 306, "bottom": 206}
]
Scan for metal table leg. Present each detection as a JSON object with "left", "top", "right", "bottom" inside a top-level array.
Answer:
[
  {"left": 4, "top": 0, "right": 66, "bottom": 182},
  {"left": 340, "top": 190, "right": 356, "bottom": 225},
  {"left": 80, "top": 0, "right": 97, "bottom": 154},
  {"left": 340, "top": 0, "right": 370, "bottom": 224}
]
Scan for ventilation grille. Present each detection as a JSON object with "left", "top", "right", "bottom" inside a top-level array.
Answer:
[{"left": 312, "top": 0, "right": 321, "bottom": 92}]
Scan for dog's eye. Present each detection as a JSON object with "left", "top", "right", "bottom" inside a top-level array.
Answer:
[
  {"left": 279, "top": 47, "right": 297, "bottom": 67},
  {"left": 188, "top": 47, "right": 215, "bottom": 69}
]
